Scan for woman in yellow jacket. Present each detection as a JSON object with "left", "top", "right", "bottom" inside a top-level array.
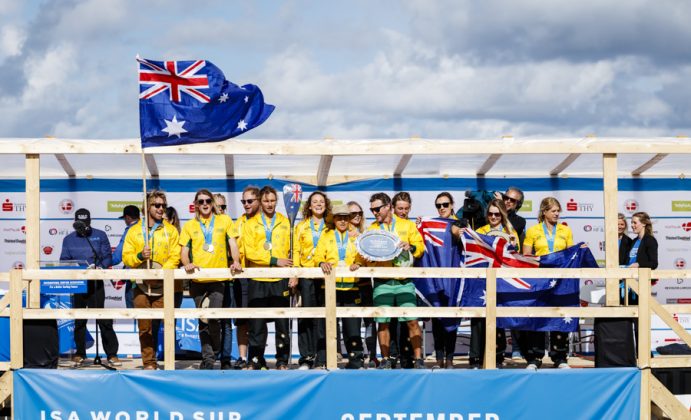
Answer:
[
  {"left": 314, "top": 203, "right": 364, "bottom": 369},
  {"left": 292, "top": 191, "right": 331, "bottom": 369},
  {"left": 122, "top": 190, "right": 181, "bottom": 370}
]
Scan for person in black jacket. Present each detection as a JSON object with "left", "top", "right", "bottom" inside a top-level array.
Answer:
[
  {"left": 617, "top": 213, "right": 634, "bottom": 266},
  {"left": 595, "top": 211, "right": 658, "bottom": 367}
]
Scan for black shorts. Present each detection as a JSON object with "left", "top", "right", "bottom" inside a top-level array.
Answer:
[{"left": 233, "top": 278, "right": 249, "bottom": 326}]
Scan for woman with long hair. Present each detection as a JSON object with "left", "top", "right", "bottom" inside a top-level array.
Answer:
[{"left": 522, "top": 197, "right": 574, "bottom": 370}]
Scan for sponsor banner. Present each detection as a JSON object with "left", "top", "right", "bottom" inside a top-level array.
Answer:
[{"left": 14, "top": 368, "right": 640, "bottom": 420}]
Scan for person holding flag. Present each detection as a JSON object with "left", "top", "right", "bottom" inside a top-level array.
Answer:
[
  {"left": 242, "top": 186, "right": 294, "bottom": 370},
  {"left": 292, "top": 191, "right": 331, "bottom": 369},
  {"left": 180, "top": 189, "right": 242, "bottom": 370},
  {"left": 522, "top": 197, "right": 574, "bottom": 370},
  {"left": 122, "top": 190, "right": 181, "bottom": 370},
  {"left": 365, "top": 193, "right": 425, "bottom": 369},
  {"left": 314, "top": 203, "right": 365, "bottom": 369}
]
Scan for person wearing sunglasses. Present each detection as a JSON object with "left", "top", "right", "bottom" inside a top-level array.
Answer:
[
  {"left": 241, "top": 186, "right": 294, "bottom": 370},
  {"left": 522, "top": 197, "right": 574, "bottom": 370},
  {"left": 231, "top": 186, "right": 261, "bottom": 369},
  {"left": 497, "top": 187, "right": 526, "bottom": 243},
  {"left": 122, "top": 190, "right": 181, "bottom": 370},
  {"left": 467, "top": 199, "right": 519, "bottom": 369},
  {"left": 180, "top": 189, "right": 242, "bottom": 370},
  {"left": 293, "top": 191, "right": 331, "bottom": 369},
  {"left": 366, "top": 192, "right": 426, "bottom": 369}
]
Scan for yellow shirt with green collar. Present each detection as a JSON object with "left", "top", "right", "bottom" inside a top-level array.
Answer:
[
  {"left": 122, "top": 219, "right": 181, "bottom": 269},
  {"left": 293, "top": 218, "right": 327, "bottom": 268},
  {"left": 179, "top": 214, "right": 238, "bottom": 282},
  {"left": 523, "top": 222, "right": 573, "bottom": 256},
  {"left": 313, "top": 229, "right": 360, "bottom": 291},
  {"left": 476, "top": 223, "right": 521, "bottom": 252},
  {"left": 365, "top": 214, "right": 425, "bottom": 276},
  {"left": 241, "top": 211, "right": 291, "bottom": 282}
]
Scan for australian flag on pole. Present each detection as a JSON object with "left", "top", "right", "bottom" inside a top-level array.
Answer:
[
  {"left": 414, "top": 218, "right": 463, "bottom": 332},
  {"left": 137, "top": 56, "right": 275, "bottom": 148},
  {"left": 460, "top": 229, "right": 598, "bottom": 332}
]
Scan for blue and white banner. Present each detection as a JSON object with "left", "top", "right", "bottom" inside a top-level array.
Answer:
[{"left": 15, "top": 368, "right": 640, "bottom": 419}]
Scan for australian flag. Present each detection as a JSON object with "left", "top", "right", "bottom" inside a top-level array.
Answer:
[
  {"left": 138, "top": 56, "right": 275, "bottom": 148},
  {"left": 460, "top": 229, "right": 598, "bottom": 332},
  {"left": 414, "top": 218, "right": 463, "bottom": 332}
]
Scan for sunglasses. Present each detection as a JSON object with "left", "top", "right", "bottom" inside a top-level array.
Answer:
[
  {"left": 488, "top": 211, "right": 501, "bottom": 217},
  {"left": 152, "top": 203, "right": 166, "bottom": 209},
  {"left": 350, "top": 211, "right": 363, "bottom": 218},
  {"left": 503, "top": 195, "right": 518, "bottom": 204},
  {"left": 219, "top": 204, "right": 227, "bottom": 211},
  {"left": 370, "top": 204, "right": 387, "bottom": 214},
  {"left": 435, "top": 202, "right": 451, "bottom": 209},
  {"left": 241, "top": 199, "right": 256, "bottom": 205},
  {"left": 197, "top": 198, "right": 213, "bottom": 205}
]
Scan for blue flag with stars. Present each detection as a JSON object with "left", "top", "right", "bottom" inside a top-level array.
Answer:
[{"left": 138, "top": 56, "right": 275, "bottom": 148}]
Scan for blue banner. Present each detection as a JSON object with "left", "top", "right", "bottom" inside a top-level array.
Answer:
[{"left": 15, "top": 368, "right": 640, "bottom": 419}]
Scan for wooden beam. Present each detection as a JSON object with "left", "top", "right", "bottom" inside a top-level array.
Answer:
[
  {"left": 224, "top": 154, "right": 235, "bottom": 178},
  {"left": 650, "top": 356, "right": 691, "bottom": 368},
  {"left": 476, "top": 154, "right": 501, "bottom": 176},
  {"left": 603, "top": 154, "right": 619, "bottom": 307},
  {"left": 54, "top": 153, "right": 76, "bottom": 177},
  {"left": 324, "top": 271, "right": 337, "bottom": 369},
  {"left": 316, "top": 155, "right": 333, "bottom": 187},
  {"left": 549, "top": 153, "right": 581, "bottom": 175},
  {"left": 144, "top": 153, "right": 159, "bottom": 177},
  {"left": 163, "top": 270, "right": 175, "bottom": 370},
  {"left": 483, "top": 268, "right": 497, "bottom": 369},
  {"left": 0, "top": 372, "right": 11, "bottom": 412},
  {"left": 393, "top": 154, "right": 412, "bottom": 176},
  {"left": 25, "top": 154, "right": 41, "bottom": 308},
  {"left": 632, "top": 153, "right": 668, "bottom": 176},
  {"left": 9, "top": 270, "right": 23, "bottom": 370},
  {"left": 638, "top": 269, "right": 652, "bottom": 370},
  {"left": 650, "top": 374, "right": 691, "bottom": 420}
]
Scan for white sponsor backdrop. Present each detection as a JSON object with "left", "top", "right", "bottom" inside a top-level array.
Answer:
[{"left": 0, "top": 183, "right": 689, "bottom": 355}]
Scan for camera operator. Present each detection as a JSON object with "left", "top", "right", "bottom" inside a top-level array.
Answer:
[{"left": 59, "top": 208, "right": 120, "bottom": 367}]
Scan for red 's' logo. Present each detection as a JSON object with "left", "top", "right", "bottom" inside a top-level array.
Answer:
[
  {"left": 566, "top": 199, "right": 578, "bottom": 211},
  {"left": 2, "top": 199, "right": 13, "bottom": 212}
]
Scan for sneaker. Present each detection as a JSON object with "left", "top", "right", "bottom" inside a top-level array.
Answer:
[
  {"left": 469, "top": 363, "right": 481, "bottom": 370},
  {"left": 556, "top": 362, "right": 571, "bottom": 369},
  {"left": 107, "top": 356, "right": 122, "bottom": 367},
  {"left": 199, "top": 361, "right": 215, "bottom": 370},
  {"left": 233, "top": 358, "right": 248, "bottom": 370},
  {"left": 298, "top": 363, "right": 311, "bottom": 370},
  {"left": 221, "top": 361, "right": 233, "bottom": 370},
  {"left": 276, "top": 363, "right": 289, "bottom": 370},
  {"left": 525, "top": 363, "right": 538, "bottom": 371},
  {"left": 367, "top": 358, "right": 379, "bottom": 369},
  {"left": 143, "top": 364, "right": 157, "bottom": 370},
  {"left": 445, "top": 359, "right": 455, "bottom": 369},
  {"left": 511, "top": 351, "right": 522, "bottom": 360},
  {"left": 71, "top": 355, "right": 85, "bottom": 367},
  {"left": 414, "top": 359, "right": 425, "bottom": 369},
  {"left": 378, "top": 358, "right": 393, "bottom": 370}
]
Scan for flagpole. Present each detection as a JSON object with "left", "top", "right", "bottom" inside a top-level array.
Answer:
[{"left": 140, "top": 148, "right": 150, "bottom": 269}]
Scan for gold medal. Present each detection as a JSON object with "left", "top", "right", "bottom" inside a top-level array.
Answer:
[{"left": 264, "top": 242, "right": 272, "bottom": 251}]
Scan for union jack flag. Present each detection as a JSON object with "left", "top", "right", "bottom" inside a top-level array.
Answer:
[
  {"left": 419, "top": 218, "right": 448, "bottom": 247},
  {"left": 282, "top": 183, "right": 303, "bottom": 225},
  {"left": 138, "top": 57, "right": 210, "bottom": 103}
]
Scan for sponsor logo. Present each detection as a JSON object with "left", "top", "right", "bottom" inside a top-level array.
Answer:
[
  {"left": 2, "top": 227, "right": 22, "bottom": 233},
  {"left": 104, "top": 224, "right": 112, "bottom": 232},
  {"left": 624, "top": 199, "right": 638, "bottom": 214},
  {"left": 598, "top": 241, "right": 605, "bottom": 251},
  {"left": 49, "top": 228, "right": 58, "bottom": 235},
  {"left": 666, "top": 235, "right": 691, "bottom": 241},
  {"left": 110, "top": 280, "right": 127, "bottom": 290},
  {"left": 107, "top": 201, "right": 141, "bottom": 213},
  {"left": 675, "top": 258, "right": 686, "bottom": 269},
  {"left": 59, "top": 199, "right": 74, "bottom": 214},
  {"left": 566, "top": 198, "right": 593, "bottom": 212},
  {"left": 672, "top": 201, "right": 691, "bottom": 212},
  {"left": 12, "top": 261, "right": 24, "bottom": 269},
  {"left": 518, "top": 200, "right": 532, "bottom": 213},
  {"left": 20, "top": 225, "right": 25, "bottom": 234},
  {"left": 582, "top": 224, "right": 603, "bottom": 232},
  {"left": 189, "top": 204, "right": 195, "bottom": 213},
  {"left": 2, "top": 198, "right": 25, "bottom": 212},
  {"left": 583, "top": 225, "right": 592, "bottom": 232},
  {"left": 683, "top": 222, "right": 691, "bottom": 232},
  {"left": 4, "top": 239, "right": 26, "bottom": 244},
  {"left": 42, "top": 246, "right": 54, "bottom": 255}
]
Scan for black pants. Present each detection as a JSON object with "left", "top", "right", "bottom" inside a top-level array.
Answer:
[
  {"left": 297, "top": 278, "right": 319, "bottom": 366},
  {"left": 432, "top": 318, "right": 458, "bottom": 361},
  {"left": 151, "top": 291, "right": 183, "bottom": 360},
  {"left": 359, "top": 280, "right": 377, "bottom": 360},
  {"left": 469, "top": 318, "right": 506, "bottom": 365},
  {"left": 72, "top": 282, "right": 118, "bottom": 358},
  {"left": 248, "top": 279, "right": 290, "bottom": 367},
  {"left": 315, "top": 288, "right": 364, "bottom": 368},
  {"left": 190, "top": 281, "right": 225, "bottom": 368},
  {"left": 520, "top": 330, "right": 568, "bottom": 366}
]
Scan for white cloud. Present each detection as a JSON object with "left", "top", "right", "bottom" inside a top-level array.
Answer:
[{"left": 0, "top": 25, "right": 25, "bottom": 60}]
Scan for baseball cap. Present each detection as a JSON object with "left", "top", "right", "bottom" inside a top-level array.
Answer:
[
  {"left": 119, "top": 205, "right": 140, "bottom": 220},
  {"left": 331, "top": 204, "right": 350, "bottom": 216},
  {"left": 74, "top": 208, "right": 91, "bottom": 224}
]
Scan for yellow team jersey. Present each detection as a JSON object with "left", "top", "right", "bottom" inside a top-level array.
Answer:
[
  {"left": 293, "top": 218, "right": 327, "bottom": 268},
  {"left": 122, "top": 219, "right": 181, "bottom": 269},
  {"left": 236, "top": 213, "right": 250, "bottom": 266},
  {"left": 241, "top": 212, "right": 291, "bottom": 282},
  {"left": 179, "top": 214, "right": 239, "bottom": 282},
  {"left": 365, "top": 214, "right": 425, "bottom": 277},
  {"left": 523, "top": 222, "right": 573, "bottom": 256},
  {"left": 476, "top": 223, "right": 521, "bottom": 252},
  {"left": 313, "top": 229, "right": 360, "bottom": 291}
]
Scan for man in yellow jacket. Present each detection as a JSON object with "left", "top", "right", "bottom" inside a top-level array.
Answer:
[
  {"left": 366, "top": 192, "right": 425, "bottom": 369},
  {"left": 241, "top": 186, "right": 294, "bottom": 370},
  {"left": 122, "top": 190, "right": 181, "bottom": 370}
]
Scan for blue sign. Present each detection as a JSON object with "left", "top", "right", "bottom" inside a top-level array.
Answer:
[
  {"left": 40, "top": 264, "right": 88, "bottom": 294},
  {"left": 14, "top": 368, "right": 640, "bottom": 419}
]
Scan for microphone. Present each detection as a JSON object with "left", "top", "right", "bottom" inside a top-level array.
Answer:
[{"left": 73, "top": 220, "right": 90, "bottom": 236}]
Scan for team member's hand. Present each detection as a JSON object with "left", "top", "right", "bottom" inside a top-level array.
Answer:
[
  {"left": 398, "top": 241, "right": 411, "bottom": 251},
  {"left": 142, "top": 245, "right": 152, "bottom": 260},
  {"left": 183, "top": 263, "right": 199, "bottom": 274},
  {"left": 320, "top": 262, "right": 332, "bottom": 275},
  {"left": 350, "top": 263, "right": 361, "bottom": 272},
  {"left": 416, "top": 216, "right": 422, "bottom": 227},
  {"left": 229, "top": 261, "right": 242, "bottom": 274},
  {"left": 288, "top": 277, "right": 298, "bottom": 288},
  {"left": 275, "top": 258, "right": 293, "bottom": 267}
]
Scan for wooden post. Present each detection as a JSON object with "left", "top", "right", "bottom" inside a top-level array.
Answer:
[
  {"left": 25, "top": 154, "right": 41, "bottom": 308},
  {"left": 638, "top": 268, "right": 652, "bottom": 420},
  {"left": 324, "top": 271, "right": 338, "bottom": 369},
  {"left": 163, "top": 269, "right": 175, "bottom": 370},
  {"left": 483, "top": 268, "right": 497, "bottom": 369},
  {"left": 9, "top": 270, "right": 23, "bottom": 370},
  {"left": 603, "top": 153, "right": 620, "bottom": 307}
]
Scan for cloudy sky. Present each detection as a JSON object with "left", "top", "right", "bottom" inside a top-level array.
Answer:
[{"left": 1, "top": 0, "right": 690, "bottom": 140}]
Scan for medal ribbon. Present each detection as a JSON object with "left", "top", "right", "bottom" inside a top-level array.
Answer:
[
  {"left": 198, "top": 215, "right": 215, "bottom": 249},
  {"left": 628, "top": 238, "right": 641, "bottom": 266},
  {"left": 379, "top": 217, "right": 396, "bottom": 233},
  {"left": 310, "top": 218, "right": 325, "bottom": 248},
  {"left": 335, "top": 231, "right": 349, "bottom": 262},
  {"left": 542, "top": 222, "right": 556, "bottom": 253},
  {"left": 261, "top": 213, "right": 276, "bottom": 248}
]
